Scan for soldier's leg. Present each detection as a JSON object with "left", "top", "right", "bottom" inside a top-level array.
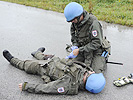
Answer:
[
  {"left": 10, "top": 58, "right": 45, "bottom": 75},
  {"left": 3, "top": 50, "right": 46, "bottom": 75},
  {"left": 31, "top": 47, "right": 54, "bottom": 60},
  {"left": 91, "top": 55, "right": 107, "bottom": 74}
]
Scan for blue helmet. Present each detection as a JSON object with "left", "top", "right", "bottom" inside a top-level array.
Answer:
[
  {"left": 64, "top": 2, "right": 83, "bottom": 22},
  {"left": 85, "top": 73, "right": 106, "bottom": 93}
]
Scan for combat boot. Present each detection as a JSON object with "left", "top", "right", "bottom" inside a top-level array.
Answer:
[
  {"left": 31, "top": 47, "right": 54, "bottom": 60},
  {"left": 3, "top": 50, "right": 14, "bottom": 62},
  {"left": 31, "top": 47, "right": 45, "bottom": 57}
]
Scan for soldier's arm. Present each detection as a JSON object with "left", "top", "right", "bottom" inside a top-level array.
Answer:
[
  {"left": 20, "top": 75, "right": 79, "bottom": 95},
  {"left": 79, "top": 20, "right": 103, "bottom": 53}
]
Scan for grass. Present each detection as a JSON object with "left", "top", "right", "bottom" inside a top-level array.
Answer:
[{"left": 1, "top": 0, "right": 133, "bottom": 26}]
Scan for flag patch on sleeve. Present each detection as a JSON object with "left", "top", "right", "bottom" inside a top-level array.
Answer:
[
  {"left": 57, "top": 87, "right": 65, "bottom": 93},
  {"left": 92, "top": 30, "right": 98, "bottom": 37}
]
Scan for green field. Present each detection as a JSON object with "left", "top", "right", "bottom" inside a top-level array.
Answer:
[{"left": 2, "top": 0, "right": 133, "bottom": 26}]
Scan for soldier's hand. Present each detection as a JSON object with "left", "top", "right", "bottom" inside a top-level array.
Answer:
[
  {"left": 73, "top": 49, "right": 79, "bottom": 56},
  {"left": 19, "top": 83, "right": 23, "bottom": 91},
  {"left": 88, "top": 71, "right": 95, "bottom": 75},
  {"left": 66, "top": 51, "right": 77, "bottom": 59}
]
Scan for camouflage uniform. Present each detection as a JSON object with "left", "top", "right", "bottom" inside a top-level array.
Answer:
[
  {"left": 10, "top": 51, "right": 90, "bottom": 95},
  {"left": 70, "top": 10, "right": 107, "bottom": 73}
]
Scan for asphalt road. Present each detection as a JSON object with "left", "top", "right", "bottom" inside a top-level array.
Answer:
[{"left": 0, "top": 1, "right": 133, "bottom": 100}]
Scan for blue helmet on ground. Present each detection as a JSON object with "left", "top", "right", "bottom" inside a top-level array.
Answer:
[
  {"left": 85, "top": 73, "right": 106, "bottom": 93},
  {"left": 64, "top": 2, "right": 83, "bottom": 22}
]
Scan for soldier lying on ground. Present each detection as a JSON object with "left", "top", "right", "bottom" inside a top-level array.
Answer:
[{"left": 3, "top": 47, "right": 106, "bottom": 95}]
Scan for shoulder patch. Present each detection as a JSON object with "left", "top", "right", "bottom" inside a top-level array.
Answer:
[
  {"left": 92, "top": 30, "right": 98, "bottom": 37},
  {"left": 57, "top": 87, "right": 65, "bottom": 93}
]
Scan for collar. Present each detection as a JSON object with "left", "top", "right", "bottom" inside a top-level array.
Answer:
[
  {"left": 79, "top": 10, "right": 89, "bottom": 26},
  {"left": 73, "top": 10, "right": 90, "bottom": 27}
]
